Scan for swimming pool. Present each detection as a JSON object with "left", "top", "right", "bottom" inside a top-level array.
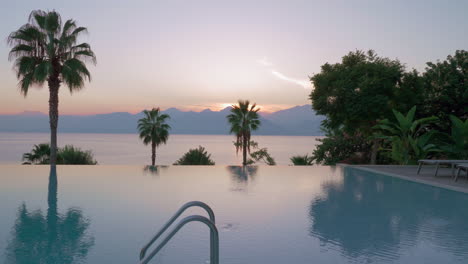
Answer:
[{"left": 1, "top": 165, "right": 467, "bottom": 263}]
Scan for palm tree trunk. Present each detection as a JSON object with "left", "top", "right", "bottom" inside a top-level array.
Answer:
[
  {"left": 151, "top": 142, "right": 156, "bottom": 166},
  {"left": 242, "top": 137, "right": 247, "bottom": 166},
  {"left": 48, "top": 79, "right": 60, "bottom": 167}
]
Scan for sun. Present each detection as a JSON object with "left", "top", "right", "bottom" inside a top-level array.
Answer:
[{"left": 219, "top": 103, "right": 233, "bottom": 109}]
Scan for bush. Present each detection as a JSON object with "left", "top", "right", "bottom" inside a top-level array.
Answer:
[
  {"left": 173, "top": 146, "right": 215, "bottom": 165},
  {"left": 57, "top": 145, "right": 97, "bottom": 165},
  {"left": 22, "top": 144, "right": 97, "bottom": 165},
  {"left": 440, "top": 116, "right": 468, "bottom": 159},
  {"left": 290, "top": 155, "right": 313, "bottom": 165},
  {"left": 311, "top": 130, "right": 371, "bottom": 165}
]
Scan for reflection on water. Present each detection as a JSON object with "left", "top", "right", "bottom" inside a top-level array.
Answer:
[
  {"left": 5, "top": 167, "right": 94, "bottom": 264},
  {"left": 227, "top": 166, "right": 258, "bottom": 192},
  {"left": 143, "top": 165, "right": 169, "bottom": 176},
  {"left": 309, "top": 167, "right": 468, "bottom": 263}
]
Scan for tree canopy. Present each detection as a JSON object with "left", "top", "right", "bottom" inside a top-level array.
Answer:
[{"left": 310, "top": 50, "right": 421, "bottom": 135}]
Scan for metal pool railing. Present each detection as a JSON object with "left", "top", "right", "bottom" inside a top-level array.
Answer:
[{"left": 139, "top": 201, "right": 219, "bottom": 264}]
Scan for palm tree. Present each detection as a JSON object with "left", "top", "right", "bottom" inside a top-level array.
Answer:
[
  {"left": 138, "top": 108, "right": 171, "bottom": 166},
  {"left": 173, "top": 146, "right": 215, "bottom": 165},
  {"left": 8, "top": 10, "right": 96, "bottom": 166},
  {"left": 22, "top": 143, "right": 51, "bottom": 164},
  {"left": 290, "top": 154, "right": 314, "bottom": 165},
  {"left": 227, "top": 100, "right": 261, "bottom": 165}
]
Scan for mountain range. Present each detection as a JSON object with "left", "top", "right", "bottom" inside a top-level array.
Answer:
[{"left": 0, "top": 105, "right": 325, "bottom": 136}]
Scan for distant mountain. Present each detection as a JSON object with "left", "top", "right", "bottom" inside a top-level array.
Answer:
[{"left": 0, "top": 105, "right": 324, "bottom": 136}]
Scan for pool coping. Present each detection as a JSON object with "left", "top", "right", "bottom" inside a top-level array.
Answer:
[{"left": 337, "top": 164, "right": 468, "bottom": 194}]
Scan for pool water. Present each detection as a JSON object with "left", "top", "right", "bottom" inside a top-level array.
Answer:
[{"left": 1, "top": 165, "right": 467, "bottom": 264}]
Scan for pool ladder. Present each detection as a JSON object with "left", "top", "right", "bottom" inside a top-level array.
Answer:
[{"left": 139, "top": 201, "right": 219, "bottom": 264}]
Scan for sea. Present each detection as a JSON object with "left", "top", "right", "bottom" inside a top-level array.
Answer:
[{"left": 0, "top": 133, "right": 322, "bottom": 165}]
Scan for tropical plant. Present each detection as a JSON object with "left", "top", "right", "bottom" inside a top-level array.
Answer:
[
  {"left": 8, "top": 10, "right": 96, "bottom": 166},
  {"left": 290, "top": 154, "right": 314, "bottom": 165},
  {"left": 233, "top": 140, "right": 276, "bottom": 165},
  {"left": 138, "top": 108, "right": 171, "bottom": 166},
  {"left": 22, "top": 143, "right": 51, "bottom": 164},
  {"left": 227, "top": 100, "right": 261, "bottom": 165},
  {"left": 373, "top": 106, "right": 440, "bottom": 165},
  {"left": 249, "top": 148, "right": 276, "bottom": 165},
  {"left": 57, "top": 145, "right": 97, "bottom": 165},
  {"left": 440, "top": 116, "right": 468, "bottom": 159},
  {"left": 22, "top": 143, "right": 97, "bottom": 165},
  {"left": 173, "top": 146, "right": 215, "bottom": 165}
]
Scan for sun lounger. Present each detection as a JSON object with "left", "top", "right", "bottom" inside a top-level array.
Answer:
[
  {"left": 455, "top": 163, "right": 468, "bottom": 182},
  {"left": 417, "top": 159, "right": 468, "bottom": 177}
]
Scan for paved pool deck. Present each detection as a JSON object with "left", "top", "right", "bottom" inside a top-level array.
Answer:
[{"left": 347, "top": 165, "right": 468, "bottom": 194}]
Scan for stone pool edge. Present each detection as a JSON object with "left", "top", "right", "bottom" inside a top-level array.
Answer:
[{"left": 337, "top": 164, "right": 468, "bottom": 194}]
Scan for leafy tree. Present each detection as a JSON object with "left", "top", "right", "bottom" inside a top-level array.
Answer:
[
  {"left": 138, "top": 108, "right": 171, "bottom": 166},
  {"left": 227, "top": 100, "right": 261, "bottom": 165},
  {"left": 440, "top": 116, "right": 468, "bottom": 159},
  {"left": 173, "top": 146, "right": 215, "bottom": 165},
  {"left": 290, "top": 154, "right": 313, "bottom": 165},
  {"left": 310, "top": 50, "right": 422, "bottom": 163},
  {"left": 373, "top": 106, "right": 440, "bottom": 165},
  {"left": 22, "top": 143, "right": 97, "bottom": 165},
  {"left": 8, "top": 10, "right": 96, "bottom": 166},
  {"left": 421, "top": 50, "right": 468, "bottom": 133}
]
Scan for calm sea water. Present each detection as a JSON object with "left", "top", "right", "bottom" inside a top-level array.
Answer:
[
  {"left": 0, "top": 133, "right": 321, "bottom": 165},
  {"left": 0, "top": 165, "right": 467, "bottom": 264}
]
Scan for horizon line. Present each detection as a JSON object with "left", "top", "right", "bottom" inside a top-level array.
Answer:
[{"left": 0, "top": 104, "right": 312, "bottom": 116}]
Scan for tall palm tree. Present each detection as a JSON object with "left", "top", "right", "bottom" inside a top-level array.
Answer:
[
  {"left": 8, "top": 10, "right": 96, "bottom": 166},
  {"left": 138, "top": 108, "right": 171, "bottom": 166},
  {"left": 227, "top": 100, "right": 261, "bottom": 165}
]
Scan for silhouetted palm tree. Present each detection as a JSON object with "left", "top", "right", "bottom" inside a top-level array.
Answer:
[
  {"left": 227, "top": 100, "right": 261, "bottom": 165},
  {"left": 138, "top": 108, "right": 171, "bottom": 166},
  {"left": 8, "top": 10, "right": 96, "bottom": 166},
  {"left": 22, "top": 143, "right": 51, "bottom": 164},
  {"left": 290, "top": 154, "right": 313, "bottom": 165}
]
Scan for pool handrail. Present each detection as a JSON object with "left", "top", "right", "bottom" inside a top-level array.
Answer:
[
  {"left": 139, "top": 201, "right": 217, "bottom": 262},
  {"left": 139, "top": 215, "right": 219, "bottom": 264}
]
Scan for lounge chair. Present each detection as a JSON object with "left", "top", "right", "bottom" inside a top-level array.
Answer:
[
  {"left": 417, "top": 159, "right": 468, "bottom": 177},
  {"left": 455, "top": 163, "right": 468, "bottom": 182}
]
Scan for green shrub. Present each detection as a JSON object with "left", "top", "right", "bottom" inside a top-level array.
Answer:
[
  {"left": 312, "top": 130, "right": 371, "bottom": 165},
  {"left": 440, "top": 116, "right": 468, "bottom": 159},
  {"left": 173, "top": 146, "right": 215, "bottom": 165},
  {"left": 22, "top": 144, "right": 97, "bottom": 165},
  {"left": 373, "top": 106, "right": 440, "bottom": 165},
  {"left": 57, "top": 145, "right": 97, "bottom": 165},
  {"left": 290, "top": 155, "right": 313, "bottom": 165}
]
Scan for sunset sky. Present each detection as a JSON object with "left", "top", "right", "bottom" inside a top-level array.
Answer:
[{"left": 1, "top": 0, "right": 467, "bottom": 115}]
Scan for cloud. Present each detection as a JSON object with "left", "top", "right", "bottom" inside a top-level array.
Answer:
[
  {"left": 257, "top": 57, "right": 311, "bottom": 89},
  {"left": 271, "top": 70, "right": 310, "bottom": 89},
  {"left": 256, "top": 57, "right": 273, "bottom": 67}
]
